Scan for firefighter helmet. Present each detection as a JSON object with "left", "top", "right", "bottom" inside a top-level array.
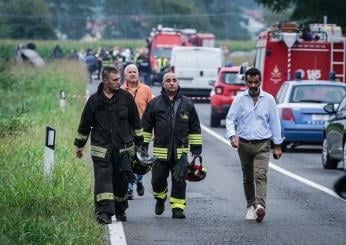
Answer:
[
  {"left": 187, "top": 156, "right": 207, "bottom": 182},
  {"left": 131, "top": 150, "right": 156, "bottom": 175}
]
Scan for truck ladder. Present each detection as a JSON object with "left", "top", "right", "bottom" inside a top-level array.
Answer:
[{"left": 330, "top": 38, "right": 346, "bottom": 82}]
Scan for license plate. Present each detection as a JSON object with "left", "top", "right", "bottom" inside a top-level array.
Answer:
[{"left": 311, "top": 114, "right": 329, "bottom": 121}]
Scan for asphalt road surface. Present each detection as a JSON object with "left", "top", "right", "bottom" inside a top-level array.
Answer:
[{"left": 89, "top": 81, "right": 346, "bottom": 245}]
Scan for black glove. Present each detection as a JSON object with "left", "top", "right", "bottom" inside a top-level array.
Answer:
[
  {"left": 123, "top": 171, "right": 136, "bottom": 184},
  {"left": 142, "top": 147, "right": 148, "bottom": 154},
  {"left": 119, "top": 151, "right": 136, "bottom": 184},
  {"left": 172, "top": 154, "right": 190, "bottom": 183}
]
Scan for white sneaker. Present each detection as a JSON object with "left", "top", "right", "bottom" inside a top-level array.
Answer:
[
  {"left": 245, "top": 206, "right": 257, "bottom": 220},
  {"left": 255, "top": 204, "right": 265, "bottom": 223}
]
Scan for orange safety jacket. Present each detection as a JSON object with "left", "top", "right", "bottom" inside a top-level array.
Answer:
[{"left": 121, "top": 80, "right": 153, "bottom": 118}]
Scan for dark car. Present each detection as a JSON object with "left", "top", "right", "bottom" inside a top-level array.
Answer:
[{"left": 322, "top": 96, "right": 346, "bottom": 171}]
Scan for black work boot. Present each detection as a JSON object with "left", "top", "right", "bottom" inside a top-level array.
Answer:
[
  {"left": 96, "top": 213, "right": 112, "bottom": 224},
  {"left": 155, "top": 198, "right": 165, "bottom": 215},
  {"left": 115, "top": 212, "right": 127, "bottom": 222},
  {"left": 172, "top": 208, "right": 185, "bottom": 219},
  {"left": 136, "top": 182, "right": 145, "bottom": 196},
  {"left": 127, "top": 189, "right": 134, "bottom": 200}
]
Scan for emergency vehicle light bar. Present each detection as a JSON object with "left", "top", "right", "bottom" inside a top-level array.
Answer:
[{"left": 280, "top": 32, "right": 298, "bottom": 48}]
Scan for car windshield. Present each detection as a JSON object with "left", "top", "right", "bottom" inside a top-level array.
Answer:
[
  {"left": 153, "top": 48, "right": 172, "bottom": 58},
  {"left": 221, "top": 72, "right": 245, "bottom": 85},
  {"left": 290, "top": 85, "right": 346, "bottom": 103}
]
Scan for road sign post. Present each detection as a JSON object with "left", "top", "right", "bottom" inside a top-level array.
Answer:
[{"left": 44, "top": 126, "right": 56, "bottom": 179}]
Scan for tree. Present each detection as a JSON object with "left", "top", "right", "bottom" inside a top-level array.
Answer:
[
  {"left": 255, "top": 0, "right": 346, "bottom": 31},
  {"left": 197, "top": 0, "right": 250, "bottom": 40},
  {"left": 0, "top": 0, "right": 56, "bottom": 39},
  {"left": 45, "top": 0, "right": 96, "bottom": 39}
]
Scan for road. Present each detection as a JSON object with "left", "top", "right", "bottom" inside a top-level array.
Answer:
[{"left": 89, "top": 81, "right": 346, "bottom": 245}]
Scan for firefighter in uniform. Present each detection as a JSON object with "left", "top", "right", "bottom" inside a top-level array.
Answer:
[
  {"left": 142, "top": 72, "right": 202, "bottom": 219},
  {"left": 101, "top": 51, "right": 113, "bottom": 68},
  {"left": 74, "top": 67, "right": 143, "bottom": 224}
]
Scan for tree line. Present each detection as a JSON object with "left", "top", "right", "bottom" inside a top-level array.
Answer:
[{"left": 0, "top": 0, "right": 344, "bottom": 40}]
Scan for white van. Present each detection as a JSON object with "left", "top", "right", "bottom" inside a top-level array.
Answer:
[{"left": 170, "top": 46, "right": 223, "bottom": 99}]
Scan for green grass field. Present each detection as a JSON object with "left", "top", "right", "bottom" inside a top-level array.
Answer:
[{"left": 0, "top": 61, "right": 105, "bottom": 244}]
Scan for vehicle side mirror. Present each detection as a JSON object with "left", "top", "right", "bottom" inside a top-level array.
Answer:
[
  {"left": 238, "top": 74, "right": 245, "bottom": 80},
  {"left": 208, "top": 80, "right": 216, "bottom": 86},
  {"left": 323, "top": 103, "right": 335, "bottom": 114}
]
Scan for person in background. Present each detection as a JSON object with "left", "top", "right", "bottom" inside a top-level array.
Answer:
[
  {"left": 225, "top": 67, "right": 283, "bottom": 223},
  {"left": 74, "top": 67, "right": 143, "bottom": 224},
  {"left": 85, "top": 49, "right": 97, "bottom": 84},
  {"left": 142, "top": 72, "right": 202, "bottom": 219},
  {"left": 136, "top": 49, "right": 152, "bottom": 86},
  {"left": 121, "top": 64, "right": 153, "bottom": 200}
]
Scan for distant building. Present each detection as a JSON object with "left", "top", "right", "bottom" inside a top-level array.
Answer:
[{"left": 240, "top": 9, "right": 265, "bottom": 40}]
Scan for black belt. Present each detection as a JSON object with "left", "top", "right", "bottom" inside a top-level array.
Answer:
[{"left": 239, "top": 137, "right": 269, "bottom": 144}]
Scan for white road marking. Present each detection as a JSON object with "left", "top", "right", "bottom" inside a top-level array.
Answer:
[
  {"left": 108, "top": 219, "right": 127, "bottom": 245},
  {"left": 200, "top": 123, "right": 345, "bottom": 202},
  {"left": 107, "top": 122, "right": 344, "bottom": 243}
]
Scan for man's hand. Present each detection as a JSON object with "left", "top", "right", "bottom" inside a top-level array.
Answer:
[
  {"left": 230, "top": 135, "right": 239, "bottom": 149},
  {"left": 192, "top": 153, "right": 200, "bottom": 159},
  {"left": 142, "top": 147, "right": 148, "bottom": 154},
  {"left": 76, "top": 147, "right": 83, "bottom": 158},
  {"left": 273, "top": 145, "right": 282, "bottom": 160},
  {"left": 134, "top": 145, "right": 142, "bottom": 152}
]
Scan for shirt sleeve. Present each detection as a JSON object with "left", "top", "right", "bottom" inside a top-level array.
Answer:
[
  {"left": 268, "top": 96, "right": 284, "bottom": 145},
  {"left": 225, "top": 95, "right": 240, "bottom": 139}
]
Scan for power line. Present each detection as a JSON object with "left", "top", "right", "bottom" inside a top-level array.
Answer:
[{"left": 0, "top": 11, "right": 240, "bottom": 20}]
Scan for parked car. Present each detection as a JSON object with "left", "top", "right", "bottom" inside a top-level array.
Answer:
[
  {"left": 276, "top": 80, "right": 346, "bottom": 151},
  {"left": 209, "top": 66, "right": 247, "bottom": 127},
  {"left": 322, "top": 96, "right": 346, "bottom": 171}
]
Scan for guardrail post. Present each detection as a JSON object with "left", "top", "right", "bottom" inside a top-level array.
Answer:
[{"left": 44, "top": 126, "right": 56, "bottom": 179}]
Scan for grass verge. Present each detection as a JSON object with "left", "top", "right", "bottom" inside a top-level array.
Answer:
[{"left": 0, "top": 61, "right": 105, "bottom": 244}]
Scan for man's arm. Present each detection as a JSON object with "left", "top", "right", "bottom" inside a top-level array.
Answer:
[
  {"left": 128, "top": 94, "right": 144, "bottom": 147},
  {"left": 188, "top": 103, "right": 202, "bottom": 156},
  {"left": 142, "top": 100, "right": 154, "bottom": 152},
  {"left": 74, "top": 99, "right": 94, "bottom": 156},
  {"left": 268, "top": 96, "right": 283, "bottom": 159}
]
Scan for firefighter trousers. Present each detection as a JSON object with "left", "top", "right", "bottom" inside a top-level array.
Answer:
[
  {"left": 151, "top": 159, "right": 187, "bottom": 210},
  {"left": 93, "top": 150, "right": 128, "bottom": 216}
]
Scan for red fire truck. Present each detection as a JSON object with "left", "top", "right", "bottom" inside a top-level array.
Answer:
[
  {"left": 147, "top": 27, "right": 183, "bottom": 84},
  {"left": 147, "top": 26, "right": 215, "bottom": 84},
  {"left": 255, "top": 21, "right": 346, "bottom": 96}
]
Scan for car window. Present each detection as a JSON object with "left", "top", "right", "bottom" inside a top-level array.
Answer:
[
  {"left": 276, "top": 83, "right": 288, "bottom": 104},
  {"left": 337, "top": 96, "right": 346, "bottom": 112},
  {"left": 221, "top": 72, "right": 245, "bottom": 85},
  {"left": 153, "top": 48, "right": 172, "bottom": 58},
  {"left": 290, "top": 85, "right": 346, "bottom": 103}
]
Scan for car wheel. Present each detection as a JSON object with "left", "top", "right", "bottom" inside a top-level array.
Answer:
[
  {"left": 210, "top": 115, "right": 220, "bottom": 127},
  {"left": 322, "top": 137, "right": 338, "bottom": 169}
]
